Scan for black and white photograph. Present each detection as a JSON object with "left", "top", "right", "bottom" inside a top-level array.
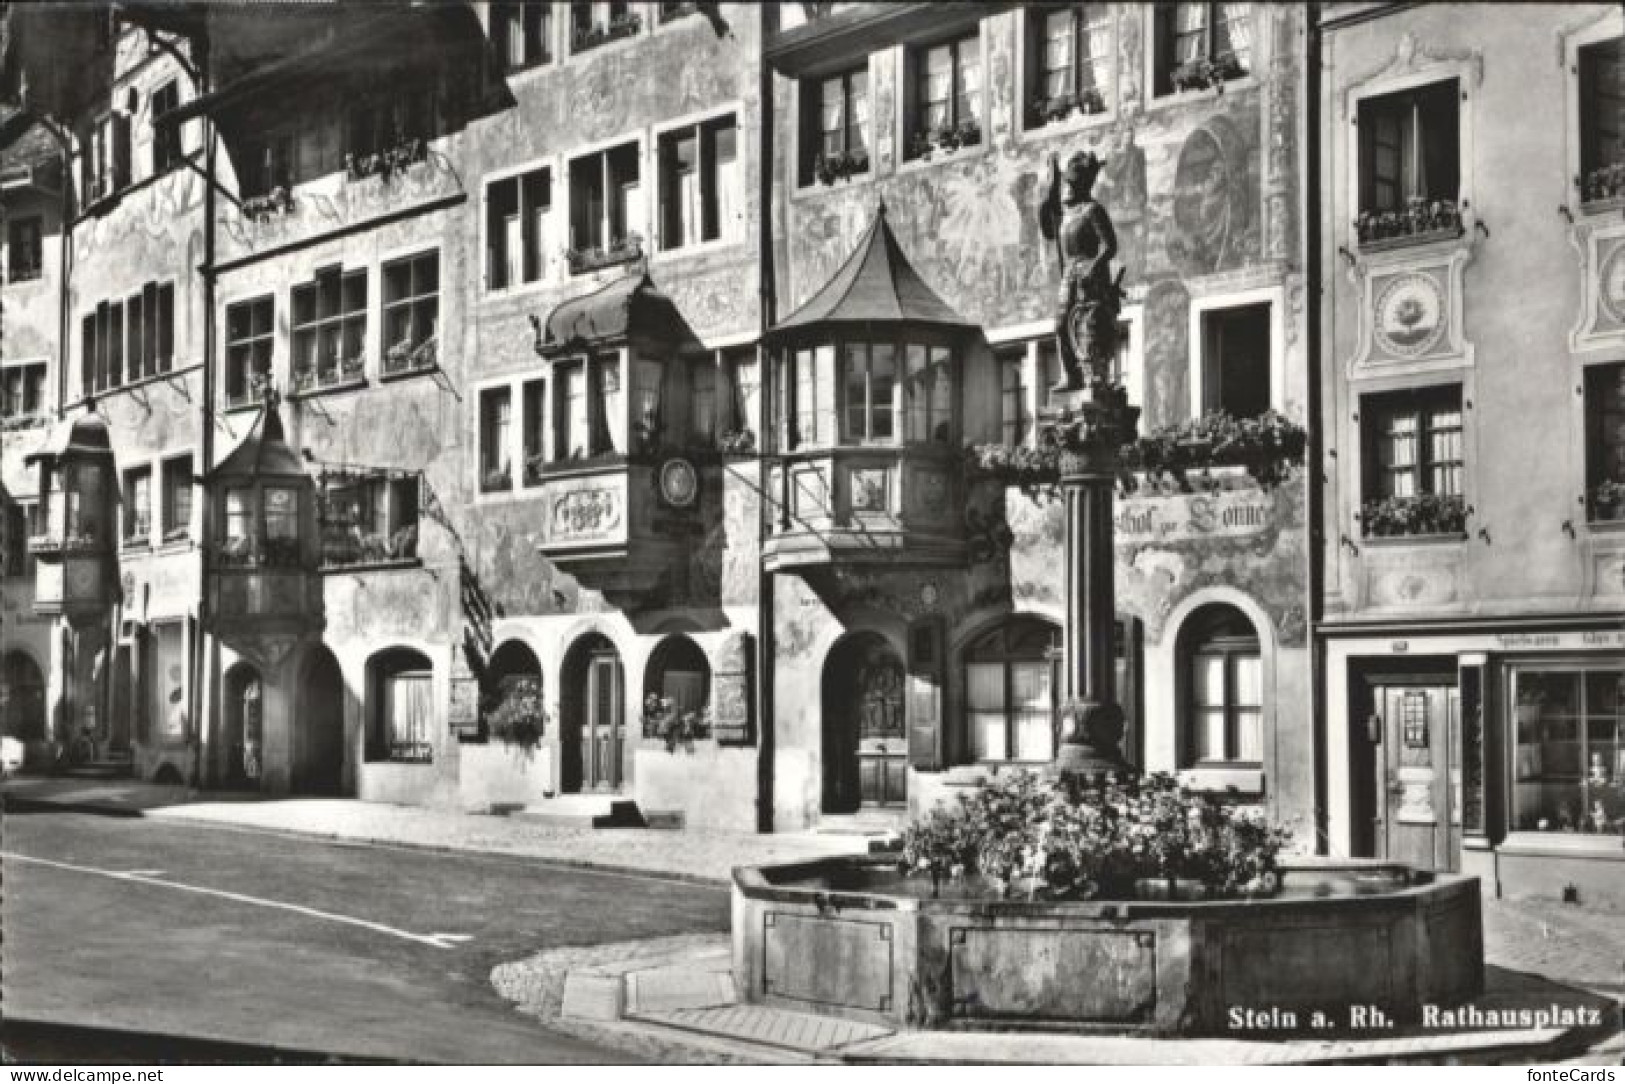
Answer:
[{"left": 0, "top": 0, "right": 1622, "bottom": 1070}]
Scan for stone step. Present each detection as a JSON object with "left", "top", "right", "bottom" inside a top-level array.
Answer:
[
  {"left": 511, "top": 795, "right": 646, "bottom": 828},
  {"left": 630, "top": 1004, "right": 891, "bottom": 1055}
]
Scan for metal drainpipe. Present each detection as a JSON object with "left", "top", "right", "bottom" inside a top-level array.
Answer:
[
  {"left": 190, "top": 31, "right": 216, "bottom": 790},
  {"left": 755, "top": 10, "right": 777, "bottom": 834},
  {"left": 1305, "top": 3, "right": 1328, "bottom": 854}
]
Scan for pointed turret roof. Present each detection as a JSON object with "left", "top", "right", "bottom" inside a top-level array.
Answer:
[
  {"left": 768, "top": 201, "right": 974, "bottom": 340},
  {"left": 211, "top": 402, "right": 305, "bottom": 480}
]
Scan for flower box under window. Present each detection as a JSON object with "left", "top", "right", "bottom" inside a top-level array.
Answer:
[
  {"left": 241, "top": 187, "right": 296, "bottom": 222},
  {"left": 292, "top": 356, "right": 366, "bottom": 395},
  {"left": 1360, "top": 493, "right": 1467, "bottom": 539},
  {"left": 1580, "top": 162, "right": 1625, "bottom": 212},
  {"left": 1170, "top": 54, "right": 1245, "bottom": 94},
  {"left": 382, "top": 336, "right": 437, "bottom": 378},
  {"left": 811, "top": 150, "right": 869, "bottom": 187},
  {"left": 1030, "top": 89, "right": 1107, "bottom": 128},
  {"left": 566, "top": 234, "right": 643, "bottom": 275},
  {"left": 573, "top": 10, "right": 641, "bottom": 53},
  {"left": 1355, "top": 199, "right": 1465, "bottom": 250},
  {"left": 908, "top": 120, "right": 981, "bottom": 162}
]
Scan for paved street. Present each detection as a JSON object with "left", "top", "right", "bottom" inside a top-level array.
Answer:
[{"left": 1, "top": 809, "right": 730, "bottom": 1063}]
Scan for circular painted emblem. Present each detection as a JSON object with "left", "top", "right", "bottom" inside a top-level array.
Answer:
[
  {"left": 1600, "top": 244, "right": 1625, "bottom": 325},
  {"left": 658, "top": 458, "right": 698, "bottom": 509},
  {"left": 1373, "top": 273, "right": 1446, "bottom": 358}
]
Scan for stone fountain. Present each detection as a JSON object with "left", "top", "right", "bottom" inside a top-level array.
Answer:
[{"left": 731, "top": 151, "right": 1484, "bottom": 1037}]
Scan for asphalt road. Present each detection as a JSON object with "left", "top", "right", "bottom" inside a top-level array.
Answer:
[{"left": 1, "top": 809, "right": 731, "bottom": 1063}]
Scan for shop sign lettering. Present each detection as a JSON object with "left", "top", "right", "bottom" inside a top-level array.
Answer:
[{"left": 1115, "top": 490, "right": 1274, "bottom": 545}]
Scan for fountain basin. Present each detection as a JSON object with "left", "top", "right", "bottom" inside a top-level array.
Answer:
[{"left": 732, "top": 856, "right": 1483, "bottom": 1035}]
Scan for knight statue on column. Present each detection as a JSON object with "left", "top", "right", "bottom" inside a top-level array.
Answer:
[{"left": 1039, "top": 150, "right": 1124, "bottom": 394}]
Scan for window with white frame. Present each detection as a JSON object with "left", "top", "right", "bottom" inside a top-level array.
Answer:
[
  {"left": 83, "top": 110, "right": 131, "bottom": 204},
  {"left": 382, "top": 251, "right": 439, "bottom": 375},
  {"left": 571, "top": 1, "right": 639, "bottom": 54},
  {"left": 83, "top": 282, "right": 172, "bottom": 393},
  {"left": 151, "top": 80, "right": 182, "bottom": 174},
  {"left": 1153, "top": 2, "right": 1251, "bottom": 98},
  {"left": 1587, "top": 363, "right": 1625, "bottom": 522},
  {"left": 966, "top": 618, "right": 1061, "bottom": 764},
  {"left": 487, "top": 167, "right": 552, "bottom": 290},
  {"left": 1, "top": 362, "right": 46, "bottom": 424},
  {"left": 1025, "top": 4, "right": 1114, "bottom": 128},
  {"left": 1181, "top": 604, "right": 1262, "bottom": 767},
  {"left": 996, "top": 344, "right": 1032, "bottom": 446},
  {"left": 522, "top": 378, "right": 547, "bottom": 484},
  {"left": 1580, "top": 36, "right": 1624, "bottom": 205},
  {"left": 292, "top": 268, "right": 367, "bottom": 391},
  {"left": 901, "top": 343, "right": 953, "bottom": 443},
  {"left": 492, "top": 1, "right": 552, "bottom": 72},
  {"left": 224, "top": 296, "right": 274, "bottom": 408},
  {"left": 123, "top": 465, "right": 151, "bottom": 545},
  {"left": 1199, "top": 303, "right": 1270, "bottom": 419},
  {"left": 568, "top": 143, "right": 641, "bottom": 270},
  {"left": 905, "top": 31, "right": 982, "bottom": 160},
  {"left": 7, "top": 216, "right": 42, "bottom": 283},
  {"left": 800, "top": 67, "right": 869, "bottom": 185},
  {"left": 552, "top": 357, "right": 621, "bottom": 461},
  {"left": 480, "top": 386, "right": 513, "bottom": 491},
  {"left": 161, "top": 455, "right": 193, "bottom": 542},
  {"left": 320, "top": 474, "right": 420, "bottom": 567},
  {"left": 841, "top": 342, "right": 896, "bottom": 443},
  {"left": 1360, "top": 385, "right": 1465, "bottom": 538},
  {"left": 658, "top": 114, "right": 740, "bottom": 250},
  {"left": 724, "top": 345, "right": 759, "bottom": 442},
  {"left": 1355, "top": 79, "right": 1461, "bottom": 243}
]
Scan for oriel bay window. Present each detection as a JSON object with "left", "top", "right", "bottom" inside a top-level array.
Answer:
[
  {"left": 658, "top": 115, "right": 740, "bottom": 251},
  {"left": 774, "top": 338, "right": 959, "bottom": 450},
  {"left": 906, "top": 32, "right": 982, "bottom": 160},
  {"left": 1025, "top": 4, "right": 1114, "bottom": 127},
  {"left": 569, "top": 143, "right": 641, "bottom": 273},
  {"left": 843, "top": 343, "right": 896, "bottom": 442},
  {"left": 218, "top": 484, "right": 302, "bottom": 567},
  {"left": 292, "top": 268, "right": 367, "bottom": 392}
]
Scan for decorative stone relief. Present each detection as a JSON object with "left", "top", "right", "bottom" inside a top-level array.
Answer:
[
  {"left": 550, "top": 488, "right": 622, "bottom": 541},
  {"left": 850, "top": 468, "right": 888, "bottom": 513},
  {"left": 1567, "top": 219, "right": 1625, "bottom": 354},
  {"left": 711, "top": 630, "right": 753, "bottom": 745},
  {"left": 1349, "top": 247, "right": 1474, "bottom": 377},
  {"left": 1360, "top": 544, "right": 1464, "bottom": 610}
]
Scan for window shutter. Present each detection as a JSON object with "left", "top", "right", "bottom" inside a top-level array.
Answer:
[
  {"left": 114, "top": 112, "right": 132, "bottom": 191},
  {"left": 906, "top": 617, "right": 945, "bottom": 771}
]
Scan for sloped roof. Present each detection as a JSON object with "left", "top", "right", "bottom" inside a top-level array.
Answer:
[
  {"left": 211, "top": 404, "right": 305, "bottom": 480},
  {"left": 24, "top": 409, "right": 111, "bottom": 464},
  {"left": 768, "top": 201, "right": 974, "bottom": 341},
  {"left": 536, "top": 270, "right": 696, "bottom": 359}
]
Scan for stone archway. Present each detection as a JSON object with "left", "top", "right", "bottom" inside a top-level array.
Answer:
[
  {"left": 1, "top": 651, "right": 47, "bottom": 746},
  {"left": 821, "top": 631, "right": 906, "bottom": 815},
  {"left": 294, "top": 645, "right": 346, "bottom": 796}
]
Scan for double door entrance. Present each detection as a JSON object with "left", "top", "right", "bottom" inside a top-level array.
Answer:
[
  {"left": 562, "top": 635, "right": 625, "bottom": 793},
  {"left": 1352, "top": 666, "right": 1460, "bottom": 872}
]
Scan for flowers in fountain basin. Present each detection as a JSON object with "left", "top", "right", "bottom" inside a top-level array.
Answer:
[{"left": 899, "top": 771, "right": 1294, "bottom": 900}]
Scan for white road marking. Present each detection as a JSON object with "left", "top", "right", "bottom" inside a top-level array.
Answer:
[{"left": 1, "top": 851, "right": 469, "bottom": 949}]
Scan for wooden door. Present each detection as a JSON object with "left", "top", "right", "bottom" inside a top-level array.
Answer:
[
  {"left": 1372, "top": 680, "right": 1459, "bottom": 871},
  {"left": 857, "top": 653, "right": 906, "bottom": 808},
  {"left": 585, "top": 653, "right": 623, "bottom": 791}
]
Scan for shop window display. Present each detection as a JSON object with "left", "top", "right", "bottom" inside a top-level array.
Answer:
[{"left": 1512, "top": 667, "right": 1624, "bottom": 836}]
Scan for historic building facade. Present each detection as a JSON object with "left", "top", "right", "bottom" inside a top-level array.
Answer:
[
  {"left": 761, "top": 2, "right": 1315, "bottom": 833},
  {"left": 1314, "top": 2, "right": 1625, "bottom": 898},
  {"left": 2, "top": 2, "right": 1317, "bottom": 840}
]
